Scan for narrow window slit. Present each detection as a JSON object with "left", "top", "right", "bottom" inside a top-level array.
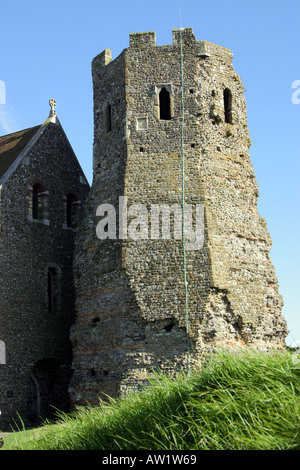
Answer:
[
  {"left": 47, "top": 268, "right": 56, "bottom": 314},
  {"left": 32, "top": 184, "right": 39, "bottom": 219},
  {"left": 159, "top": 88, "right": 171, "bottom": 120},
  {"left": 105, "top": 103, "right": 112, "bottom": 132},
  {"left": 224, "top": 88, "right": 233, "bottom": 124},
  {"left": 47, "top": 266, "right": 60, "bottom": 314}
]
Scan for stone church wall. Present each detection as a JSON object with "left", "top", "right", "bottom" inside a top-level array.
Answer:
[{"left": 0, "top": 122, "right": 89, "bottom": 430}]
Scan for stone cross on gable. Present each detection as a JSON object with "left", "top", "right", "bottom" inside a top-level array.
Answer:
[{"left": 49, "top": 98, "right": 57, "bottom": 114}]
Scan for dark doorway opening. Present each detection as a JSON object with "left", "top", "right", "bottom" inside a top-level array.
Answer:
[
  {"left": 27, "top": 359, "right": 71, "bottom": 426},
  {"left": 27, "top": 377, "right": 39, "bottom": 424}
]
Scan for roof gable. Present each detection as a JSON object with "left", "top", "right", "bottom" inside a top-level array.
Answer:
[
  {"left": 0, "top": 126, "right": 41, "bottom": 179},
  {"left": 0, "top": 105, "right": 89, "bottom": 188}
]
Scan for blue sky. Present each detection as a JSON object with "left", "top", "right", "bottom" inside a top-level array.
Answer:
[{"left": 0, "top": 0, "right": 299, "bottom": 346}]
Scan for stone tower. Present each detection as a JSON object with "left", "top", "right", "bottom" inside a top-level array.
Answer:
[{"left": 70, "top": 29, "right": 288, "bottom": 406}]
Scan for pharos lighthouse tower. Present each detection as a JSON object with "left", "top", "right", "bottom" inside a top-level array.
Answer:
[{"left": 70, "top": 29, "right": 287, "bottom": 406}]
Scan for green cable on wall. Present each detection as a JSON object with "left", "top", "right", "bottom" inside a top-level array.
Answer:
[{"left": 179, "top": 18, "right": 191, "bottom": 376}]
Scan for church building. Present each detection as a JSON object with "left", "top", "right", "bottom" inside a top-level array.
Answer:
[{"left": 0, "top": 101, "right": 89, "bottom": 430}]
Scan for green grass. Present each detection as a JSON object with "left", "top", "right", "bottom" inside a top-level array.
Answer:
[{"left": 2, "top": 348, "right": 300, "bottom": 450}]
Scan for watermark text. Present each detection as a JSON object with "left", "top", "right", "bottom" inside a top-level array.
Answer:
[
  {"left": 96, "top": 196, "right": 204, "bottom": 251},
  {"left": 0, "top": 80, "right": 6, "bottom": 105},
  {"left": 291, "top": 80, "right": 300, "bottom": 104}
]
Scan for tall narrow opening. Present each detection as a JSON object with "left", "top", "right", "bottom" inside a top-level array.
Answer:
[
  {"left": 159, "top": 88, "right": 171, "bottom": 120},
  {"left": 105, "top": 103, "right": 112, "bottom": 132},
  {"left": 224, "top": 88, "right": 233, "bottom": 124},
  {"left": 27, "top": 377, "right": 39, "bottom": 425},
  {"left": 32, "top": 184, "right": 41, "bottom": 220},
  {"left": 32, "top": 184, "right": 39, "bottom": 219},
  {"left": 47, "top": 267, "right": 60, "bottom": 314},
  {"left": 47, "top": 268, "right": 55, "bottom": 314},
  {"left": 32, "top": 183, "right": 47, "bottom": 221}
]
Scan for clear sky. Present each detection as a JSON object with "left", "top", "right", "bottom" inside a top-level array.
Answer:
[{"left": 0, "top": 0, "right": 299, "bottom": 346}]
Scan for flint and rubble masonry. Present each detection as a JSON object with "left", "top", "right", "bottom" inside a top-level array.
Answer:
[{"left": 69, "top": 28, "right": 288, "bottom": 406}]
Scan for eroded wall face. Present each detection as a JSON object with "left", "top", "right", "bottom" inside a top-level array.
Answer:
[{"left": 70, "top": 29, "right": 288, "bottom": 407}]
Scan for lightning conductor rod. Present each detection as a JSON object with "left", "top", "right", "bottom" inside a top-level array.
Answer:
[{"left": 179, "top": 10, "right": 191, "bottom": 377}]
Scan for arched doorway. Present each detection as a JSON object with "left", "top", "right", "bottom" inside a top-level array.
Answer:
[
  {"left": 26, "top": 376, "right": 40, "bottom": 425},
  {"left": 27, "top": 359, "right": 71, "bottom": 425}
]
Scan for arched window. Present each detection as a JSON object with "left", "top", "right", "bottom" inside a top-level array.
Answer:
[
  {"left": 224, "top": 88, "right": 233, "bottom": 124},
  {"left": 159, "top": 87, "right": 171, "bottom": 120}
]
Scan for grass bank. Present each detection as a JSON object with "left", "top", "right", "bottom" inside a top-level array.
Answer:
[{"left": 2, "top": 348, "right": 300, "bottom": 450}]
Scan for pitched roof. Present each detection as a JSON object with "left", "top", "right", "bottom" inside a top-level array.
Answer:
[{"left": 0, "top": 125, "right": 41, "bottom": 179}]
